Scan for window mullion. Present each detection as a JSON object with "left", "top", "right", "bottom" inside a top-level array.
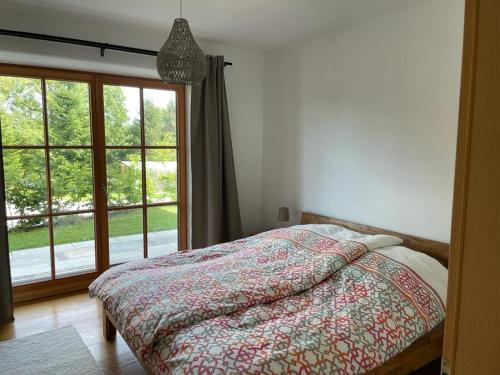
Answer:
[
  {"left": 41, "top": 78, "right": 56, "bottom": 281},
  {"left": 140, "top": 87, "right": 148, "bottom": 259}
]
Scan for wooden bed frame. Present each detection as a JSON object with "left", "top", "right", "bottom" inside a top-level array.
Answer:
[{"left": 102, "top": 211, "right": 449, "bottom": 374}]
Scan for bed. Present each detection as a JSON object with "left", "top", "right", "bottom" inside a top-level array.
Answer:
[{"left": 91, "top": 212, "right": 449, "bottom": 374}]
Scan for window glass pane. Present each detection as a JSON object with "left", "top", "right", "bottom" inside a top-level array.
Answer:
[
  {"left": 147, "top": 206, "right": 177, "bottom": 258},
  {"left": 50, "top": 149, "right": 94, "bottom": 212},
  {"left": 54, "top": 214, "right": 96, "bottom": 278},
  {"left": 146, "top": 149, "right": 177, "bottom": 204},
  {"left": 8, "top": 218, "right": 51, "bottom": 286},
  {"left": 144, "top": 88, "right": 176, "bottom": 146},
  {"left": 104, "top": 85, "right": 140, "bottom": 146},
  {"left": 109, "top": 208, "right": 144, "bottom": 264},
  {"left": 106, "top": 149, "right": 143, "bottom": 207},
  {"left": 46, "top": 80, "right": 91, "bottom": 145},
  {"left": 0, "top": 76, "right": 44, "bottom": 145},
  {"left": 3, "top": 149, "right": 47, "bottom": 217}
]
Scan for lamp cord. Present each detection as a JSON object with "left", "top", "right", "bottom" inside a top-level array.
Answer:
[{"left": 180, "top": 0, "right": 183, "bottom": 18}]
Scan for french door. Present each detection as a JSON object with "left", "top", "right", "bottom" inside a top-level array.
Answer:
[
  {"left": 95, "top": 75, "right": 186, "bottom": 269},
  {"left": 0, "top": 65, "right": 186, "bottom": 301}
]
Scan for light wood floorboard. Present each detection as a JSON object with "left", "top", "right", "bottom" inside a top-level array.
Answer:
[{"left": 0, "top": 291, "right": 146, "bottom": 375}]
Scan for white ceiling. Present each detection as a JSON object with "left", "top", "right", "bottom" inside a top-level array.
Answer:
[{"left": 2, "top": 0, "right": 428, "bottom": 51}]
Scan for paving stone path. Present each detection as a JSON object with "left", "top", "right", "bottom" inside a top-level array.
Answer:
[{"left": 10, "top": 230, "right": 178, "bottom": 285}]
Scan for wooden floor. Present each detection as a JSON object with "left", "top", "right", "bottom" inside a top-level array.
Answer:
[
  {"left": 0, "top": 291, "right": 145, "bottom": 375},
  {"left": 0, "top": 291, "right": 441, "bottom": 374}
]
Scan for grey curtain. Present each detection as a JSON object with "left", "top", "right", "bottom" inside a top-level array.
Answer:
[
  {"left": 0, "top": 123, "right": 14, "bottom": 325},
  {"left": 191, "top": 55, "right": 242, "bottom": 248}
]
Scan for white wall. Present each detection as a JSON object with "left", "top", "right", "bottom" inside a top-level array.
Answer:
[
  {"left": 262, "top": 0, "right": 464, "bottom": 242},
  {"left": 0, "top": 0, "right": 465, "bottom": 241},
  {"left": 0, "top": 7, "right": 264, "bottom": 233}
]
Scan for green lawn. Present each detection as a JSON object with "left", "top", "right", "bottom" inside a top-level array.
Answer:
[{"left": 8, "top": 206, "right": 177, "bottom": 252}]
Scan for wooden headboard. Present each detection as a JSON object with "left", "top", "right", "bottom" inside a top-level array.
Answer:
[{"left": 301, "top": 212, "right": 449, "bottom": 266}]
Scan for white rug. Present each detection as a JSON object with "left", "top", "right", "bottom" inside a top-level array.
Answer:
[{"left": 0, "top": 326, "right": 103, "bottom": 375}]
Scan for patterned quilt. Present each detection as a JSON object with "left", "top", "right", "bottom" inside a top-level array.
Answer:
[{"left": 89, "top": 228, "right": 445, "bottom": 375}]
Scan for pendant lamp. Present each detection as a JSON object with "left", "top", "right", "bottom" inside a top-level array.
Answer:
[{"left": 156, "top": 0, "right": 207, "bottom": 85}]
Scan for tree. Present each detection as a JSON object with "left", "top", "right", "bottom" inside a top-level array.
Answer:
[
  {"left": 1, "top": 77, "right": 47, "bottom": 227},
  {"left": 0, "top": 77, "right": 178, "bottom": 230},
  {"left": 143, "top": 97, "right": 177, "bottom": 203},
  {"left": 46, "top": 81, "right": 94, "bottom": 212}
]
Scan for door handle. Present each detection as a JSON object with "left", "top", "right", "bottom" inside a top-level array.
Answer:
[{"left": 100, "top": 182, "right": 108, "bottom": 198}]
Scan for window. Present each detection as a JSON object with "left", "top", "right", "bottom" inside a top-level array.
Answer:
[{"left": 0, "top": 66, "right": 186, "bottom": 301}]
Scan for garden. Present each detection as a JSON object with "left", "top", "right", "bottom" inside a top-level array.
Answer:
[{"left": 0, "top": 76, "right": 178, "bottom": 252}]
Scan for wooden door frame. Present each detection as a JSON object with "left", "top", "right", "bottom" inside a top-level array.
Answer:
[
  {"left": 442, "top": 0, "right": 492, "bottom": 373},
  {"left": 0, "top": 63, "right": 187, "bottom": 302},
  {"left": 0, "top": 64, "right": 100, "bottom": 302},
  {"left": 94, "top": 74, "right": 187, "bottom": 271}
]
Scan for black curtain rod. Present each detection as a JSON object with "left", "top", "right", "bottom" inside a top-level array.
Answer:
[{"left": 0, "top": 28, "right": 233, "bottom": 66}]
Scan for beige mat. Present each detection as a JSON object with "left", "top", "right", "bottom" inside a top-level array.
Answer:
[{"left": 0, "top": 325, "right": 102, "bottom": 375}]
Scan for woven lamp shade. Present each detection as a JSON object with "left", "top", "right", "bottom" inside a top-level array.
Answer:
[{"left": 157, "top": 18, "right": 207, "bottom": 85}]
